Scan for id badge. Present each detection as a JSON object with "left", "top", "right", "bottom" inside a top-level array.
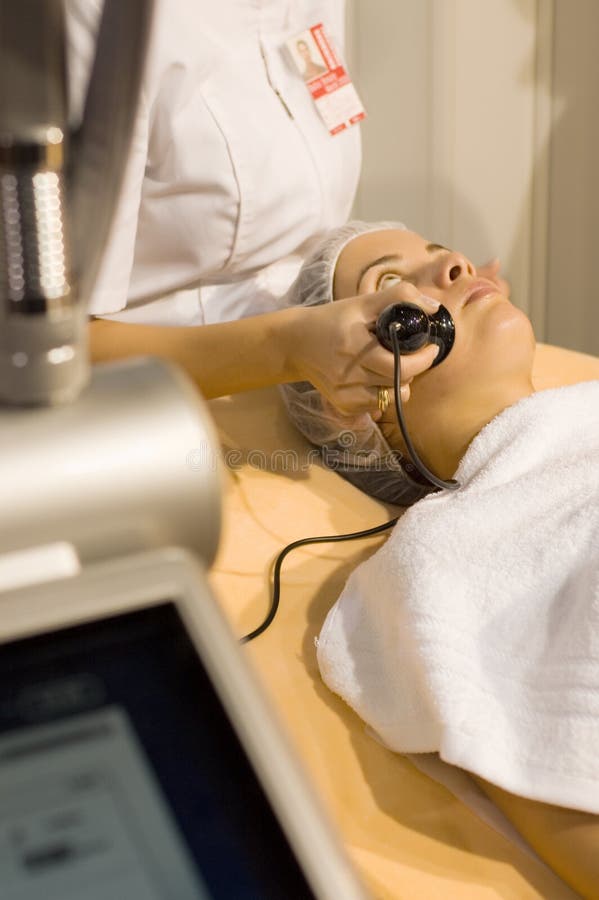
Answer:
[{"left": 286, "top": 24, "right": 366, "bottom": 136}]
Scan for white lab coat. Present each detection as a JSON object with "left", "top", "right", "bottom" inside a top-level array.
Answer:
[{"left": 66, "top": 0, "right": 362, "bottom": 325}]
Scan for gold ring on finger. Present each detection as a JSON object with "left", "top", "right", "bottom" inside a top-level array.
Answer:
[{"left": 377, "top": 386, "right": 390, "bottom": 413}]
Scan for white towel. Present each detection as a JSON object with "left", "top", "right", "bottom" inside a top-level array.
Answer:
[{"left": 317, "top": 381, "right": 599, "bottom": 813}]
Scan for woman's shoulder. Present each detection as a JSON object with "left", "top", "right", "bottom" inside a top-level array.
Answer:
[{"left": 532, "top": 342, "right": 599, "bottom": 391}]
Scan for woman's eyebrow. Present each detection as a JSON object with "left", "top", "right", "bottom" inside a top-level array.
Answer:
[{"left": 358, "top": 253, "right": 404, "bottom": 285}]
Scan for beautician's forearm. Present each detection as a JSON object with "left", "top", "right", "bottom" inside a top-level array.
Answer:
[
  {"left": 89, "top": 310, "right": 303, "bottom": 398},
  {"left": 89, "top": 282, "right": 440, "bottom": 414}
]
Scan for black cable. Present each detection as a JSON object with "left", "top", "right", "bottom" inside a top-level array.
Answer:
[
  {"left": 241, "top": 327, "right": 459, "bottom": 643},
  {"left": 240, "top": 516, "right": 398, "bottom": 643},
  {"left": 390, "top": 326, "right": 460, "bottom": 492}
]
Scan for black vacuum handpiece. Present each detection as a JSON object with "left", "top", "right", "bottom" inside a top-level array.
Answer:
[{"left": 375, "top": 302, "right": 455, "bottom": 366}]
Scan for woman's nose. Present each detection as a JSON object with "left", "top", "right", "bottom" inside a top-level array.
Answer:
[{"left": 434, "top": 251, "right": 475, "bottom": 288}]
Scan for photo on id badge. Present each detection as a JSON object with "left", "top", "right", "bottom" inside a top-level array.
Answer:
[{"left": 292, "top": 30, "right": 328, "bottom": 82}]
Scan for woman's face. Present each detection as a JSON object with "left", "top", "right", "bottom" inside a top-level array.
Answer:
[{"left": 334, "top": 229, "right": 536, "bottom": 456}]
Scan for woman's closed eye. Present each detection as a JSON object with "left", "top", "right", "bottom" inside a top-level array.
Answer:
[{"left": 377, "top": 272, "right": 404, "bottom": 290}]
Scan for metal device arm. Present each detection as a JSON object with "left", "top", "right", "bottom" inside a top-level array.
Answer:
[{"left": 0, "top": 0, "right": 153, "bottom": 407}]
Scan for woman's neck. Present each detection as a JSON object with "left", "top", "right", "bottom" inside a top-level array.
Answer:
[{"left": 382, "top": 379, "right": 535, "bottom": 481}]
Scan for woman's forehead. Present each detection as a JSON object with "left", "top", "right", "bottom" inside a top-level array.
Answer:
[{"left": 349, "top": 228, "right": 424, "bottom": 260}]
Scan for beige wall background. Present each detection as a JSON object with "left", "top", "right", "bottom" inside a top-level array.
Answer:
[{"left": 346, "top": 0, "right": 599, "bottom": 356}]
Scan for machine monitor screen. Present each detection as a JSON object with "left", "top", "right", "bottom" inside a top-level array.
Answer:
[{"left": 0, "top": 602, "right": 316, "bottom": 900}]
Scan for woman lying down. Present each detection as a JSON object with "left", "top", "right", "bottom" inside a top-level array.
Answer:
[{"left": 281, "top": 221, "right": 599, "bottom": 898}]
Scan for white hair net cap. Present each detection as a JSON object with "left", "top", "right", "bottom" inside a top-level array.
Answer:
[
  {"left": 284, "top": 219, "right": 403, "bottom": 308},
  {"left": 280, "top": 220, "right": 434, "bottom": 506}
]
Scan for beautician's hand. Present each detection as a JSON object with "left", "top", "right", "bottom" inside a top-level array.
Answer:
[
  {"left": 477, "top": 258, "right": 510, "bottom": 297},
  {"left": 286, "top": 282, "right": 441, "bottom": 417}
]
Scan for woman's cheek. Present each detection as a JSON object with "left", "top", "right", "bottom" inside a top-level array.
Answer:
[
  {"left": 476, "top": 303, "right": 535, "bottom": 363},
  {"left": 411, "top": 357, "right": 462, "bottom": 403}
]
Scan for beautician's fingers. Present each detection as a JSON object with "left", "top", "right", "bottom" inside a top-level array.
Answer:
[
  {"left": 287, "top": 283, "right": 441, "bottom": 417},
  {"left": 371, "top": 383, "right": 411, "bottom": 422},
  {"left": 398, "top": 382, "right": 411, "bottom": 403},
  {"left": 389, "top": 342, "right": 439, "bottom": 383},
  {"left": 477, "top": 258, "right": 510, "bottom": 297}
]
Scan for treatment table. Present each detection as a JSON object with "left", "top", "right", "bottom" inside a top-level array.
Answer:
[{"left": 208, "top": 343, "right": 599, "bottom": 899}]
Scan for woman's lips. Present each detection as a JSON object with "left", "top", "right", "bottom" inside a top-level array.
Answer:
[{"left": 463, "top": 280, "right": 499, "bottom": 306}]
